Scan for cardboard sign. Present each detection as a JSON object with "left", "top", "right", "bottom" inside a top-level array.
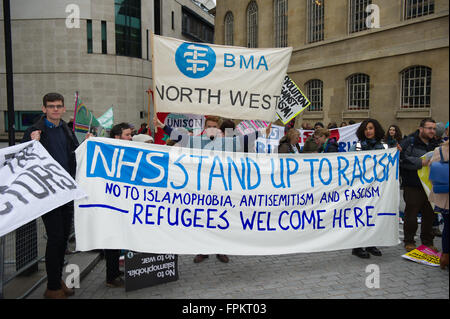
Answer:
[
  {"left": 276, "top": 76, "right": 311, "bottom": 124},
  {"left": 125, "top": 252, "right": 178, "bottom": 292}
]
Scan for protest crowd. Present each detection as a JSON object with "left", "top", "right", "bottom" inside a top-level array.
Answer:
[{"left": 10, "top": 91, "right": 446, "bottom": 299}]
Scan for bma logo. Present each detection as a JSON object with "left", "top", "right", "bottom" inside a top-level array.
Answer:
[{"left": 175, "top": 42, "right": 216, "bottom": 79}]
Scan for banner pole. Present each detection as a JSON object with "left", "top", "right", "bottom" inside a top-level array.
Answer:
[
  {"left": 0, "top": 236, "right": 4, "bottom": 299},
  {"left": 151, "top": 32, "right": 158, "bottom": 133}
]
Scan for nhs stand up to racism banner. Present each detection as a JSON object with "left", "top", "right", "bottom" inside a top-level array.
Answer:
[{"left": 74, "top": 137, "right": 400, "bottom": 255}]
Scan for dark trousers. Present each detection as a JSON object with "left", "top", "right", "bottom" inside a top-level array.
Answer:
[
  {"left": 105, "top": 249, "right": 121, "bottom": 282},
  {"left": 403, "top": 186, "right": 435, "bottom": 246},
  {"left": 41, "top": 204, "right": 73, "bottom": 290}
]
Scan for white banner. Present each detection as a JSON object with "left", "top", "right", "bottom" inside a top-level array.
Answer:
[
  {"left": 0, "top": 141, "right": 86, "bottom": 237},
  {"left": 75, "top": 137, "right": 400, "bottom": 255},
  {"left": 251, "top": 122, "right": 360, "bottom": 153},
  {"left": 152, "top": 35, "right": 292, "bottom": 122}
]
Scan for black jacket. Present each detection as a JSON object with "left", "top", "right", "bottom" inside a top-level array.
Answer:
[
  {"left": 22, "top": 116, "right": 79, "bottom": 178},
  {"left": 399, "top": 130, "right": 440, "bottom": 188}
]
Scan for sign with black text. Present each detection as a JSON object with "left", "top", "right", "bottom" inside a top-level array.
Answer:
[
  {"left": 125, "top": 252, "right": 178, "bottom": 292},
  {"left": 276, "top": 76, "right": 311, "bottom": 124}
]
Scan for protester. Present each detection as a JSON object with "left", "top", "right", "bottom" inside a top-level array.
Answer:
[
  {"left": 349, "top": 119, "right": 387, "bottom": 258},
  {"left": 340, "top": 121, "right": 347, "bottom": 127},
  {"left": 22, "top": 93, "right": 78, "bottom": 299},
  {"left": 154, "top": 115, "right": 271, "bottom": 263},
  {"left": 220, "top": 119, "right": 236, "bottom": 137},
  {"left": 102, "top": 122, "right": 134, "bottom": 288},
  {"left": 327, "top": 122, "right": 338, "bottom": 129},
  {"left": 303, "top": 122, "right": 323, "bottom": 153},
  {"left": 428, "top": 140, "right": 449, "bottom": 269},
  {"left": 278, "top": 128, "right": 301, "bottom": 153},
  {"left": 314, "top": 127, "right": 339, "bottom": 153},
  {"left": 384, "top": 124, "right": 403, "bottom": 148},
  {"left": 400, "top": 118, "right": 440, "bottom": 252},
  {"left": 137, "top": 123, "right": 148, "bottom": 134}
]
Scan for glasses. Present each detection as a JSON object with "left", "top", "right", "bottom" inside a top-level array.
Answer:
[{"left": 45, "top": 104, "right": 64, "bottom": 109}]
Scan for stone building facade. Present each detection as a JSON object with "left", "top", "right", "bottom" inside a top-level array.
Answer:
[
  {"left": 0, "top": 0, "right": 214, "bottom": 140},
  {"left": 215, "top": 0, "right": 449, "bottom": 134}
]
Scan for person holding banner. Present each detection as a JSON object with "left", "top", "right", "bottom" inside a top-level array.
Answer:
[
  {"left": 22, "top": 93, "right": 79, "bottom": 299},
  {"left": 428, "top": 140, "right": 449, "bottom": 269},
  {"left": 400, "top": 118, "right": 440, "bottom": 253},
  {"left": 349, "top": 119, "right": 388, "bottom": 258},
  {"left": 278, "top": 128, "right": 301, "bottom": 154},
  {"left": 314, "top": 128, "right": 339, "bottom": 153},
  {"left": 103, "top": 122, "right": 134, "bottom": 288}
]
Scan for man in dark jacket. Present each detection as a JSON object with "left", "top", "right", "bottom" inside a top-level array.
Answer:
[
  {"left": 22, "top": 92, "right": 79, "bottom": 299},
  {"left": 400, "top": 118, "right": 440, "bottom": 252}
]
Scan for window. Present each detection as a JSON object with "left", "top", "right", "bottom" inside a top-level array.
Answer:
[
  {"left": 182, "top": 6, "right": 214, "bottom": 43},
  {"left": 247, "top": 1, "right": 258, "bottom": 48},
  {"left": 4, "top": 111, "right": 42, "bottom": 132},
  {"left": 224, "top": 11, "right": 234, "bottom": 45},
  {"left": 274, "top": 0, "right": 288, "bottom": 47},
  {"left": 347, "top": 73, "right": 370, "bottom": 110},
  {"left": 404, "top": 0, "right": 434, "bottom": 20},
  {"left": 115, "top": 0, "right": 141, "bottom": 58},
  {"left": 400, "top": 66, "right": 431, "bottom": 109},
  {"left": 307, "top": 0, "right": 324, "bottom": 43},
  {"left": 305, "top": 79, "right": 323, "bottom": 111},
  {"left": 349, "top": 0, "right": 372, "bottom": 33},
  {"left": 87, "top": 19, "right": 93, "bottom": 53},
  {"left": 154, "top": 0, "right": 161, "bottom": 35},
  {"left": 101, "top": 21, "right": 107, "bottom": 54}
]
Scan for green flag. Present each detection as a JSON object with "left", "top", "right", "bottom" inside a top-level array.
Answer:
[{"left": 97, "top": 107, "right": 114, "bottom": 129}]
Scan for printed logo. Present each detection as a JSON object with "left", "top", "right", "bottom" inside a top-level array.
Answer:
[
  {"left": 175, "top": 42, "right": 216, "bottom": 79},
  {"left": 86, "top": 141, "right": 169, "bottom": 188}
]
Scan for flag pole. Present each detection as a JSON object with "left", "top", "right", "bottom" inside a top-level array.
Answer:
[
  {"left": 151, "top": 32, "right": 158, "bottom": 133},
  {"left": 72, "top": 91, "right": 78, "bottom": 132}
]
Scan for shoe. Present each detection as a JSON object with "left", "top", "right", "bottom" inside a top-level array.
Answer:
[
  {"left": 193, "top": 254, "right": 209, "bottom": 263},
  {"left": 106, "top": 276, "right": 125, "bottom": 288},
  {"left": 440, "top": 253, "right": 449, "bottom": 270},
  {"left": 43, "top": 289, "right": 67, "bottom": 299},
  {"left": 61, "top": 280, "right": 75, "bottom": 297},
  {"left": 216, "top": 254, "right": 229, "bottom": 263},
  {"left": 366, "top": 247, "right": 382, "bottom": 256},
  {"left": 404, "top": 243, "right": 416, "bottom": 252},
  {"left": 352, "top": 248, "right": 370, "bottom": 259}
]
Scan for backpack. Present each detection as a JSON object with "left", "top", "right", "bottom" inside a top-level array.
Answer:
[{"left": 429, "top": 147, "right": 449, "bottom": 194}]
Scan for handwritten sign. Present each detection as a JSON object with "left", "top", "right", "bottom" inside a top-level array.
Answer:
[
  {"left": 0, "top": 141, "right": 86, "bottom": 237},
  {"left": 74, "top": 137, "right": 400, "bottom": 255},
  {"left": 276, "top": 76, "right": 311, "bottom": 124},
  {"left": 125, "top": 252, "right": 178, "bottom": 292}
]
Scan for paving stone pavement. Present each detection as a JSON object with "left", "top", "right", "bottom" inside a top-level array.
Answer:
[{"left": 27, "top": 230, "right": 449, "bottom": 299}]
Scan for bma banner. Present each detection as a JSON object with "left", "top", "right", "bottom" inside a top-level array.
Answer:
[
  {"left": 0, "top": 141, "right": 86, "bottom": 237},
  {"left": 75, "top": 137, "right": 400, "bottom": 255},
  {"left": 152, "top": 35, "right": 292, "bottom": 122}
]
